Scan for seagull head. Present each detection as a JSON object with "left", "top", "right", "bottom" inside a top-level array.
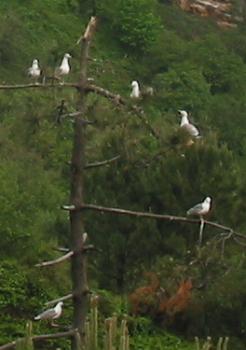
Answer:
[
  {"left": 57, "top": 301, "right": 64, "bottom": 307},
  {"left": 131, "top": 80, "right": 139, "bottom": 88},
  {"left": 204, "top": 197, "right": 212, "bottom": 204},
  {"left": 178, "top": 110, "right": 188, "bottom": 117},
  {"left": 64, "top": 53, "right": 72, "bottom": 59}
]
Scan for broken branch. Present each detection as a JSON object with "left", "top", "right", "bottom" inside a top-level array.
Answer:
[
  {"left": 77, "top": 16, "right": 97, "bottom": 45},
  {"left": 35, "top": 251, "right": 73, "bottom": 267}
]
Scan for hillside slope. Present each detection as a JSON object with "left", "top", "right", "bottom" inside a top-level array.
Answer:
[{"left": 0, "top": 1, "right": 245, "bottom": 349}]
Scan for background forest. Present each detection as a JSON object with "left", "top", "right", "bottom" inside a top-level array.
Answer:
[{"left": 0, "top": 0, "right": 246, "bottom": 349}]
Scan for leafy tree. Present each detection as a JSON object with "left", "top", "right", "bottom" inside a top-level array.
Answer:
[{"left": 98, "top": 0, "right": 162, "bottom": 53}]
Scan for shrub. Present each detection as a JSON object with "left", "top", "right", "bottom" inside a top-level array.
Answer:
[{"left": 98, "top": 0, "right": 162, "bottom": 53}]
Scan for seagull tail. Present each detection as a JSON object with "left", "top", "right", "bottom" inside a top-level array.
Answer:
[
  {"left": 34, "top": 315, "right": 41, "bottom": 321},
  {"left": 186, "top": 209, "right": 193, "bottom": 216}
]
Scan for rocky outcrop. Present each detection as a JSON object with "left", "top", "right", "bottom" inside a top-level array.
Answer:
[{"left": 176, "top": 0, "right": 244, "bottom": 28}]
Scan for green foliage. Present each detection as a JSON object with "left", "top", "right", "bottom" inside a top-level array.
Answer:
[
  {"left": 130, "top": 317, "right": 194, "bottom": 350},
  {"left": 153, "top": 63, "right": 211, "bottom": 112},
  {"left": 98, "top": 0, "right": 162, "bottom": 53}
]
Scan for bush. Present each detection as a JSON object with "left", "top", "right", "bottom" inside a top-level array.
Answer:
[{"left": 98, "top": 0, "right": 162, "bottom": 53}]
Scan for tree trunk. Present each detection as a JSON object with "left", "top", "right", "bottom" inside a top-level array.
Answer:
[
  {"left": 69, "top": 18, "right": 97, "bottom": 349},
  {"left": 70, "top": 114, "right": 88, "bottom": 349}
]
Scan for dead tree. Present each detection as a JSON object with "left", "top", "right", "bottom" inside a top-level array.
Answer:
[{"left": 0, "top": 15, "right": 246, "bottom": 350}]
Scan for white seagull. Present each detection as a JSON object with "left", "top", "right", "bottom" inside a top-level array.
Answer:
[
  {"left": 34, "top": 301, "right": 63, "bottom": 326},
  {"left": 82, "top": 232, "right": 88, "bottom": 243},
  {"left": 27, "top": 59, "right": 41, "bottom": 83},
  {"left": 187, "top": 197, "right": 212, "bottom": 217},
  {"left": 55, "top": 53, "right": 72, "bottom": 82},
  {"left": 130, "top": 80, "right": 141, "bottom": 99},
  {"left": 178, "top": 110, "right": 200, "bottom": 138}
]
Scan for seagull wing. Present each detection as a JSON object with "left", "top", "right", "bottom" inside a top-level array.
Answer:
[
  {"left": 27, "top": 67, "right": 33, "bottom": 76},
  {"left": 55, "top": 66, "right": 63, "bottom": 77},
  {"left": 187, "top": 202, "right": 204, "bottom": 216},
  {"left": 35, "top": 307, "right": 57, "bottom": 320},
  {"left": 182, "top": 123, "right": 199, "bottom": 137}
]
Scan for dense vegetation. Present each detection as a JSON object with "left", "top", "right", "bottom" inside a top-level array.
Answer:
[{"left": 0, "top": 0, "right": 246, "bottom": 349}]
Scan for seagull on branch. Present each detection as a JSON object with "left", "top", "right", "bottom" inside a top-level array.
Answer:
[
  {"left": 187, "top": 197, "right": 212, "bottom": 246},
  {"left": 34, "top": 301, "right": 63, "bottom": 326},
  {"left": 187, "top": 197, "right": 211, "bottom": 218},
  {"left": 55, "top": 53, "right": 72, "bottom": 83},
  {"left": 27, "top": 59, "right": 41, "bottom": 84},
  {"left": 130, "top": 80, "right": 141, "bottom": 99},
  {"left": 178, "top": 110, "right": 200, "bottom": 139}
]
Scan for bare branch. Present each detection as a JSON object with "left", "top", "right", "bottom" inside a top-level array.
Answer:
[
  {"left": 83, "top": 244, "right": 102, "bottom": 253},
  {"left": 62, "top": 204, "right": 76, "bottom": 210},
  {"left": 0, "top": 83, "right": 78, "bottom": 90},
  {"left": 61, "top": 203, "right": 246, "bottom": 240},
  {"left": 54, "top": 247, "right": 70, "bottom": 253},
  {"left": 86, "top": 84, "right": 160, "bottom": 140},
  {"left": 60, "top": 111, "right": 95, "bottom": 124},
  {"left": 35, "top": 251, "right": 73, "bottom": 267},
  {"left": 85, "top": 155, "right": 120, "bottom": 169},
  {"left": 45, "top": 293, "right": 73, "bottom": 306},
  {"left": 233, "top": 236, "right": 246, "bottom": 246},
  {"left": 0, "top": 330, "right": 76, "bottom": 350},
  {"left": 220, "top": 231, "right": 233, "bottom": 259}
]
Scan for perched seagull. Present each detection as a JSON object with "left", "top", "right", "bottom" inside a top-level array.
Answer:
[
  {"left": 34, "top": 302, "right": 63, "bottom": 326},
  {"left": 55, "top": 53, "right": 72, "bottom": 82},
  {"left": 27, "top": 59, "right": 41, "bottom": 84},
  {"left": 178, "top": 110, "right": 200, "bottom": 138},
  {"left": 130, "top": 80, "right": 141, "bottom": 99},
  {"left": 187, "top": 197, "right": 212, "bottom": 217},
  {"left": 187, "top": 197, "right": 212, "bottom": 246}
]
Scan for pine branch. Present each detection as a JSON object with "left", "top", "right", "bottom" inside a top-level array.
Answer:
[
  {"left": 85, "top": 155, "right": 120, "bottom": 169},
  {"left": 61, "top": 203, "right": 246, "bottom": 241},
  {"left": 0, "top": 330, "right": 76, "bottom": 350}
]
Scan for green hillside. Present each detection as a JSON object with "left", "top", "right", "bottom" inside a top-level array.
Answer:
[{"left": 0, "top": 0, "right": 245, "bottom": 349}]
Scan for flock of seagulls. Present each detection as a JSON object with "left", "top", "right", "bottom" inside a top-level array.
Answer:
[
  {"left": 27, "top": 53, "right": 72, "bottom": 83},
  {"left": 31, "top": 76, "right": 210, "bottom": 325},
  {"left": 129, "top": 80, "right": 212, "bottom": 225}
]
